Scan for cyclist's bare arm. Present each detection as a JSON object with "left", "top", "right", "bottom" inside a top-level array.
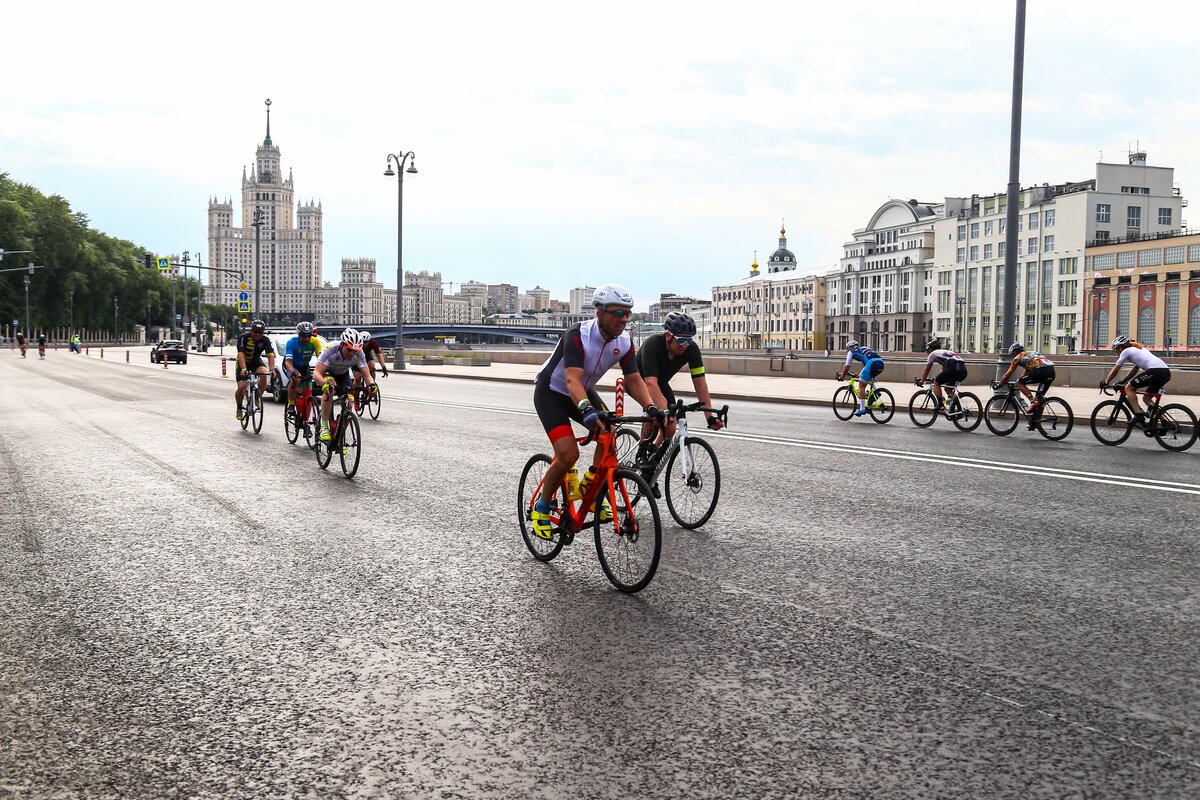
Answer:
[
  {"left": 623, "top": 371, "right": 658, "bottom": 412},
  {"left": 644, "top": 376, "right": 670, "bottom": 410},
  {"left": 564, "top": 367, "right": 590, "bottom": 409},
  {"left": 692, "top": 375, "right": 723, "bottom": 429}
]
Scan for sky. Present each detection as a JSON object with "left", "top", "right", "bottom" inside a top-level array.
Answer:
[{"left": 4, "top": 1, "right": 1200, "bottom": 310}]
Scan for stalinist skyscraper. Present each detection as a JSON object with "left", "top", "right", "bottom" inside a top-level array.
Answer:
[{"left": 207, "top": 100, "right": 323, "bottom": 318}]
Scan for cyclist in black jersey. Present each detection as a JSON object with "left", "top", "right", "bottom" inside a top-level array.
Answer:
[
  {"left": 637, "top": 312, "right": 723, "bottom": 444},
  {"left": 234, "top": 320, "right": 276, "bottom": 421}
]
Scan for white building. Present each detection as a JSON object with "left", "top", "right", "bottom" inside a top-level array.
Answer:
[
  {"left": 931, "top": 153, "right": 1185, "bottom": 354},
  {"left": 569, "top": 286, "right": 597, "bottom": 313}
]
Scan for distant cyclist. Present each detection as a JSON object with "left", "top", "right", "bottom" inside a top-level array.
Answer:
[
  {"left": 312, "top": 327, "right": 375, "bottom": 442},
  {"left": 997, "top": 342, "right": 1056, "bottom": 428},
  {"left": 637, "top": 311, "right": 724, "bottom": 445},
  {"left": 356, "top": 331, "right": 389, "bottom": 383},
  {"left": 530, "top": 283, "right": 662, "bottom": 540},
  {"left": 916, "top": 338, "right": 967, "bottom": 416},
  {"left": 234, "top": 319, "right": 276, "bottom": 421},
  {"left": 836, "top": 340, "right": 885, "bottom": 417},
  {"left": 1102, "top": 335, "right": 1171, "bottom": 428},
  {"left": 15, "top": 331, "right": 26, "bottom": 358},
  {"left": 70, "top": 333, "right": 81, "bottom": 354},
  {"left": 283, "top": 321, "right": 323, "bottom": 409},
  {"left": 36, "top": 333, "right": 47, "bottom": 359}
]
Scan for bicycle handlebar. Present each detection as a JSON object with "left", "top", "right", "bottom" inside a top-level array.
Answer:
[
  {"left": 665, "top": 400, "right": 730, "bottom": 426},
  {"left": 1099, "top": 381, "right": 1128, "bottom": 396}
]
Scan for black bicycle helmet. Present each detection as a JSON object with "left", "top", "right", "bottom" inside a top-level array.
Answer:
[
  {"left": 924, "top": 339, "right": 940, "bottom": 353},
  {"left": 250, "top": 319, "right": 266, "bottom": 333},
  {"left": 663, "top": 311, "right": 697, "bottom": 338}
]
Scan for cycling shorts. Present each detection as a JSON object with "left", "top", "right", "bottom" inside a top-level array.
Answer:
[
  {"left": 322, "top": 370, "right": 355, "bottom": 396},
  {"left": 239, "top": 357, "right": 269, "bottom": 379},
  {"left": 1018, "top": 365, "right": 1056, "bottom": 398},
  {"left": 534, "top": 383, "right": 607, "bottom": 444},
  {"left": 288, "top": 364, "right": 314, "bottom": 384},
  {"left": 935, "top": 361, "right": 968, "bottom": 386},
  {"left": 858, "top": 359, "right": 884, "bottom": 383},
  {"left": 1131, "top": 367, "right": 1171, "bottom": 394}
]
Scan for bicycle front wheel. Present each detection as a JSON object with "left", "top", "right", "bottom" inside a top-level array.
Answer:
[
  {"left": 1153, "top": 404, "right": 1198, "bottom": 452},
  {"left": 832, "top": 386, "right": 856, "bottom": 421},
  {"left": 518, "top": 453, "right": 566, "bottom": 562},
  {"left": 664, "top": 436, "right": 720, "bottom": 529},
  {"left": 984, "top": 396, "right": 1019, "bottom": 436},
  {"left": 315, "top": 424, "right": 334, "bottom": 469},
  {"left": 240, "top": 391, "right": 252, "bottom": 430},
  {"left": 951, "top": 392, "right": 983, "bottom": 432},
  {"left": 594, "top": 468, "right": 662, "bottom": 593},
  {"left": 1034, "top": 397, "right": 1073, "bottom": 442},
  {"left": 614, "top": 427, "right": 641, "bottom": 468},
  {"left": 251, "top": 390, "right": 264, "bottom": 434},
  {"left": 303, "top": 401, "right": 320, "bottom": 450},
  {"left": 284, "top": 406, "right": 300, "bottom": 444},
  {"left": 869, "top": 388, "right": 894, "bottom": 424},
  {"left": 1090, "top": 400, "right": 1131, "bottom": 446},
  {"left": 368, "top": 388, "right": 382, "bottom": 420},
  {"left": 339, "top": 413, "right": 362, "bottom": 477},
  {"left": 908, "top": 391, "right": 938, "bottom": 428}
]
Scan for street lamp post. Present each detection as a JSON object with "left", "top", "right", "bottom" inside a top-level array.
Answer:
[
  {"left": 69, "top": 290, "right": 74, "bottom": 334},
  {"left": 955, "top": 296, "right": 967, "bottom": 352},
  {"left": 23, "top": 272, "right": 31, "bottom": 339},
  {"left": 181, "top": 251, "right": 190, "bottom": 346},
  {"left": 869, "top": 302, "right": 880, "bottom": 350},
  {"left": 113, "top": 295, "right": 118, "bottom": 342},
  {"left": 802, "top": 298, "right": 813, "bottom": 350},
  {"left": 251, "top": 208, "right": 265, "bottom": 323},
  {"left": 384, "top": 150, "right": 418, "bottom": 370}
]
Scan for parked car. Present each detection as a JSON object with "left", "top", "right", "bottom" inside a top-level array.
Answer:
[
  {"left": 151, "top": 340, "right": 187, "bottom": 364},
  {"left": 265, "top": 332, "right": 328, "bottom": 402}
]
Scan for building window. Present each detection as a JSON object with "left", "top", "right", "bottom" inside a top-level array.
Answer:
[
  {"left": 1044, "top": 209, "right": 1055, "bottom": 227},
  {"left": 1138, "top": 248, "right": 1162, "bottom": 267},
  {"left": 1029, "top": 211, "right": 1040, "bottom": 229},
  {"left": 985, "top": 220, "right": 994, "bottom": 236},
  {"left": 1164, "top": 245, "right": 1185, "bottom": 264},
  {"left": 984, "top": 243, "right": 994, "bottom": 260},
  {"left": 1127, "top": 206, "right": 1142, "bottom": 229},
  {"left": 1097, "top": 203, "right": 1111, "bottom": 223},
  {"left": 969, "top": 245, "right": 979, "bottom": 261},
  {"left": 1159, "top": 208, "right": 1173, "bottom": 226},
  {"left": 957, "top": 225, "right": 967, "bottom": 241},
  {"left": 1190, "top": 305, "right": 1200, "bottom": 347},
  {"left": 1043, "top": 235, "right": 1055, "bottom": 252},
  {"left": 1137, "top": 307, "right": 1156, "bottom": 346},
  {"left": 1027, "top": 237, "right": 1038, "bottom": 254},
  {"left": 1165, "top": 285, "right": 1180, "bottom": 346},
  {"left": 956, "top": 247, "right": 965, "bottom": 263},
  {"left": 1188, "top": 244, "right": 1200, "bottom": 262},
  {"left": 998, "top": 242, "right": 1006, "bottom": 258},
  {"left": 1116, "top": 289, "right": 1131, "bottom": 336}
]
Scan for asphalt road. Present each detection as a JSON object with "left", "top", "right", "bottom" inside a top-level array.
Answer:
[{"left": 2, "top": 353, "right": 1198, "bottom": 799}]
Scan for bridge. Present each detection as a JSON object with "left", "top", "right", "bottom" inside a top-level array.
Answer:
[{"left": 290, "top": 322, "right": 566, "bottom": 346}]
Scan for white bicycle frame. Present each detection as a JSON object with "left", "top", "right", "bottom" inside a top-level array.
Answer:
[{"left": 644, "top": 414, "right": 695, "bottom": 487}]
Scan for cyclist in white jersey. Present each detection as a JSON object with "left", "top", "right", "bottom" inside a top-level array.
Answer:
[
  {"left": 313, "top": 327, "right": 375, "bottom": 441},
  {"left": 1102, "top": 335, "right": 1171, "bottom": 428},
  {"left": 916, "top": 338, "right": 968, "bottom": 414}
]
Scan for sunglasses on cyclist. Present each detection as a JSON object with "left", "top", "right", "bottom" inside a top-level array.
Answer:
[
  {"left": 672, "top": 336, "right": 693, "bottom": 346},
  {"left": 603, "top": 307, "right": 632, "bottom": 318}
]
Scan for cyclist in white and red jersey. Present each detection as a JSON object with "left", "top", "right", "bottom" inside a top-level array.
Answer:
[
  {"left": 1103, "top": 335, "right": 1171, "bottom": 428},
  {"left": 530, "top": 283, "right": 661, "bottom": 540},
  {"left": 916, "top": 338, "right": 967, "bottom": 415}
]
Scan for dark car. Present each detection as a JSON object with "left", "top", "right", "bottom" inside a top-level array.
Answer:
[{"left": 151, "top": 340, "right": 188, "bottom": 364}]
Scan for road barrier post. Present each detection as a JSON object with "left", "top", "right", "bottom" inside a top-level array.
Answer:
[
  {"left": 100, "top": 348, "right": 104, "bottom": 359},
  {"left": 221, "top": 358, "right": 227, "bottom": 378},
  {"left": 126, "top": 350, "right": 130, "bottom": 363},
  {"left": 163, "top": 352, "right": 168, "bottom": 369}
]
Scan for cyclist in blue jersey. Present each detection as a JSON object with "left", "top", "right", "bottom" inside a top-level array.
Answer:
[
  {"left": 836, "top": 340, "right": 885, "bottom": 417},
  {"left": 283, "top": 321, "right": 324, "bottom": 409},
  {"left": 916, "top": 338, "right": 968, "bottom": 416}
]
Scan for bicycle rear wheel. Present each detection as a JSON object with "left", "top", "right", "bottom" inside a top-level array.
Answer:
[
  {"left": 339, "top": 413, "right": 362, "bottom": 477},
  {"left": 869, "top": 387, "right": 894, "bottom": 424},
  {"left": 951, "top": 392, "right": 983, "bottom": 432},
  {"left": 831, "top": 386, "right": 856, "bottom": 420},
  {"left": 303, "top": 400, "right": 319, "bottom": 450},
  {"left": 1033, "top": 397, "right": 1073, "bottom": 441},
  {"left": 1089, "top": 400, "right": 1131, "bottom": 446},
  {"left": 984, "top": 396, "right": 1019, "bottom": 436},
  {"left": 368, "top": 387, "right": 382, "bottom": 420},
  {"left": 518, "top": 453, "right": 566, "bottom": 561},
  {"left": 614, "top": 427, "right": 641, "bottom": 468},
  {"left": 284, "top": 406, "right": 300, "bottom": 444},
  {"left": 908, "top": 391, "right": 938, "bottom": 428},
  {"left": 1153, "top": 404, "right": 1198, "bottom": 452},
  {"left": 594, "top": 468, "right": 661, "bottom": 593},
  {"left": 664, "top": 436, "right": 720, "bottom": 529}
]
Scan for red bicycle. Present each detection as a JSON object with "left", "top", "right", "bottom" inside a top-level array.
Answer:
[{"left": 284, "top": 378, "right": 320, "bottom": 449}]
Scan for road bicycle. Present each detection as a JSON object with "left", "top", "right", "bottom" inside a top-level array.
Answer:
[
  {"left": 238, "top": 370, "right": 266, "bottom": 434},
  {"left": 353, "top": 381, "right": 382, "bottom": 420},
  {"left": 1090, "top": 382, "right": 1197, "bottom": 452},
  {"left": 283, "top": 377, "right": 320, "bottom": 449},
  {"left": 908, "top": 378, "right": 982, "bottom": 432},
  {"left": 18, "top": 342, "right": 26, "bottom": 358},
  {"left": 832, "top": 373, "right": 894, "bottom": 423},
  {"left": 518, "top": 411, "right": 663, "bottom": 593},
  {"left": 983, "top": 381, "right": 1074, "bottom": 441},
  {"left": 315, "top": 385, "right": 363, "bottom": 477},
  {"left": 38, "top": 344, "right": 46, "bottom": 360},
  {"left": 615, "top": 400, "right": 729, "bottom": 529}
]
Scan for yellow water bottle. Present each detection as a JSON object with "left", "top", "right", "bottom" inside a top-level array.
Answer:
[
  {"left": 566, "top": 467, "right": 581, "bottom": 500},
  {"left": 578, "top": 465, "right": 597, "bottom": 498}
]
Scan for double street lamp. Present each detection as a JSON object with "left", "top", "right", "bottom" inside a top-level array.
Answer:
[{"left": 384, "top": 151, "right": 418, "bottom": 370}]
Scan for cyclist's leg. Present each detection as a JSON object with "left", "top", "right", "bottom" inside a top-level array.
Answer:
[
  {"left": 932, "top": 369, "right": 950, "bottom": 404},
  {"left": 286, "top": 362, "right": 299, "bottom": 405},
  {"left": 534, "top": 384, "right": 583, "bottom": 503}
]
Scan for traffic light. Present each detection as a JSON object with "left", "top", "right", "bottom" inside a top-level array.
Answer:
[
  {"left": 145, "top": 253, "right": 154, "bottom": 270},
  {"left": 240, "top": 316, "right": 249, "bottom": 326}
]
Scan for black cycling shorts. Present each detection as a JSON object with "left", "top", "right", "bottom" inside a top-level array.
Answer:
[
  {"left": 1131, "top": 367, "right": 1171, "bottom": 394},
  {"left": 935, "top": 361, "right": 968, "bottom": 386},
  {"left": 322, "top": 370, "right": 355, "bottom": 396},
  {"left": 1018, "top": 365, "right": 1056, "bottom": 398},
  {"left": 534, "top": 382, "right": 606, "bottom": 444}
]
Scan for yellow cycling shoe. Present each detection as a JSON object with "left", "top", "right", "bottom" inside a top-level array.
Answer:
[
  {"left": 598, "top": 497, "right": 613, "bottom": 523},
  {"left": 531, "top": 500, "right": 554, "bottom": 541}
]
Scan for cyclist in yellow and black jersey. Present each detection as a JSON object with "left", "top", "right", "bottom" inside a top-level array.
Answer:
[{"left": 234, "top": 319, "right": 276, "bottom": 420}]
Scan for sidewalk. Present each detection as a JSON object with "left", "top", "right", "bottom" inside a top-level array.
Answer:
[{"left": 400, "top": 359, "right": 1200, "bottom": 417}]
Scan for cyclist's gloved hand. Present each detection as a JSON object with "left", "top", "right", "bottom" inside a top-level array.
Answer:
[
  {"left": 914, "top": 378, "right": 922, "bottom": 387},
  {"left": 381, "top": 367, "right": 389, "bottom": 378},
  {"left": 580, "top": 404, "right": 602, "bottom": 432},
  {"left": 1098, "top": 380, "right": 1106, "bottom": 389},
  {"left": 707, "top": 417, "right": 724, "bottom": 430},
  {"left": 646, "top": 405, "right": 666, "bottom": 422}
]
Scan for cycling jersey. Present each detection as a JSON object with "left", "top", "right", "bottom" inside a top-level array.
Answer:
[
  {"left": 284, "top": 335, "right": 323, "bottom": 370},
  {"left": 237, "top": 332, "right": 275, "bottom": 365},
  {"left": 1116, "top": 346, "right": 1168, "bottom": 372},
  {"left": 315, "top": 343, "right": 367, "bottom": 375},
  {"left": 16, "top": 335, "right": 25, "bottom": 344},
  {"left": 1014, "top": 351, "right": 1054, "bottom": 370},
  {"left": 636, "top": 333, "right": 705, "bottom": 387},
  {"left": 536, "top": 319, "right": 637, "bottom": 396},
  {"left": 926, "top": 349, "right": 963, "bottom": 367},
  {"left": 845, "top": 346, "right": 882, "bottom": 367},
  {"left": 363, "top": 338, "right": 383, "bottom": 362},
  {"left": 37, "top": 336, "right": 46, "bottom": 346}
]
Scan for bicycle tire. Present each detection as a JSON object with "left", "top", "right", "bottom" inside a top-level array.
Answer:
[
  {"left": 908, "top": 390, "right": 938, "bottom": 428},
  {"left": 1153, "top": 403, "right": 1198, "bottom": 452},
  {"left": 951, "top": 392, "right": 983, "bottom": 432},
  {"left": 1034, "top": 397, "right": 1073, "bottom": 442},
  {"left": 315, "top": 420, "right": 334, "bottom": 469},
  {"left": 303, "top": 399, "right": 319, "bottom": 450},
  {"left": 284, "top": 406, "right": 300, "bottom": 444},
  {"left": 869, "top": 387, "right": 894, "bottom": 424},
  {"left": 614, "top": 427, "right": 641, "bottom": 468},
  {"left": 594, "top": 468, "right": 662, "bottom": 593},
  {"left": 984, "top": 395, "right": 1019, "bottom": 436},
  {"left": 251, "top": 387, "right": 264, "bottom": 434},
  {"left": 1089, "top": 400, "right": 1132, "bottom": 446},
  {"left": 518, "top": 453, "right": 566, "bottom": 561},
  {"left": 339, "top": 413, "right": 362, "bottom": 477},
  {"left": 240, "top": 389, "right": 252, "bottom": 430},
  {"left": 368, "top": 387, "right": 382, "bottom": 420},
  {"left": 664, "top": 436, "right": 720, "bottom": 529},
  {"left": 831, "top": 386, "right": 856, "bottom": 421}
]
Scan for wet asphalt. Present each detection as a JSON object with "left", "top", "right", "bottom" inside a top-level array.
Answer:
[{"left": 1, "top": 353, "right": 1198, "bottom": 799}]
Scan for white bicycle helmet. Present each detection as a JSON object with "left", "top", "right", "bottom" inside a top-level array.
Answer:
[
  {"left": 341, "top": 327, "right": 363, "bottom": 350},
  {"left": 591, "top": 283, "right": 635, "bottom": 308},
  {"left": 357, "top": 330, "right": 373, "bottom": 346},
  {"left": 846, "top": 340, "right": 860, "bottom": 350},
  {"left": 1111, "top": 335, "right": 1131, "bottom": 350}
]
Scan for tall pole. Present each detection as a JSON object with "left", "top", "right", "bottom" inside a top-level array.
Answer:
[
  {"left": 385, "top": 151, "right": 418, "bottom": 370},
  {"left": 69, "top": 290, "right": 74, "bottom": 333},
  {"left": 1000, "top": 0, "right": 1026, "bottom": 371},
  {"left": 181, "top": 251, "right": 190, "bottom": 346},
  {"left": 23, "top": 269, "right": 31, "bottom": 338},
  {"left": 113, "top": 295, "right": 118, "bottom": 342},
  {"left": 251, "top": 207, "right": 265, "bottom": 322}
]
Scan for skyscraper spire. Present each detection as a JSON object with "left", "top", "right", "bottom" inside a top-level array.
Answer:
[{"left": 264, "top": 98, "right": 273, "bottom": 146}]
